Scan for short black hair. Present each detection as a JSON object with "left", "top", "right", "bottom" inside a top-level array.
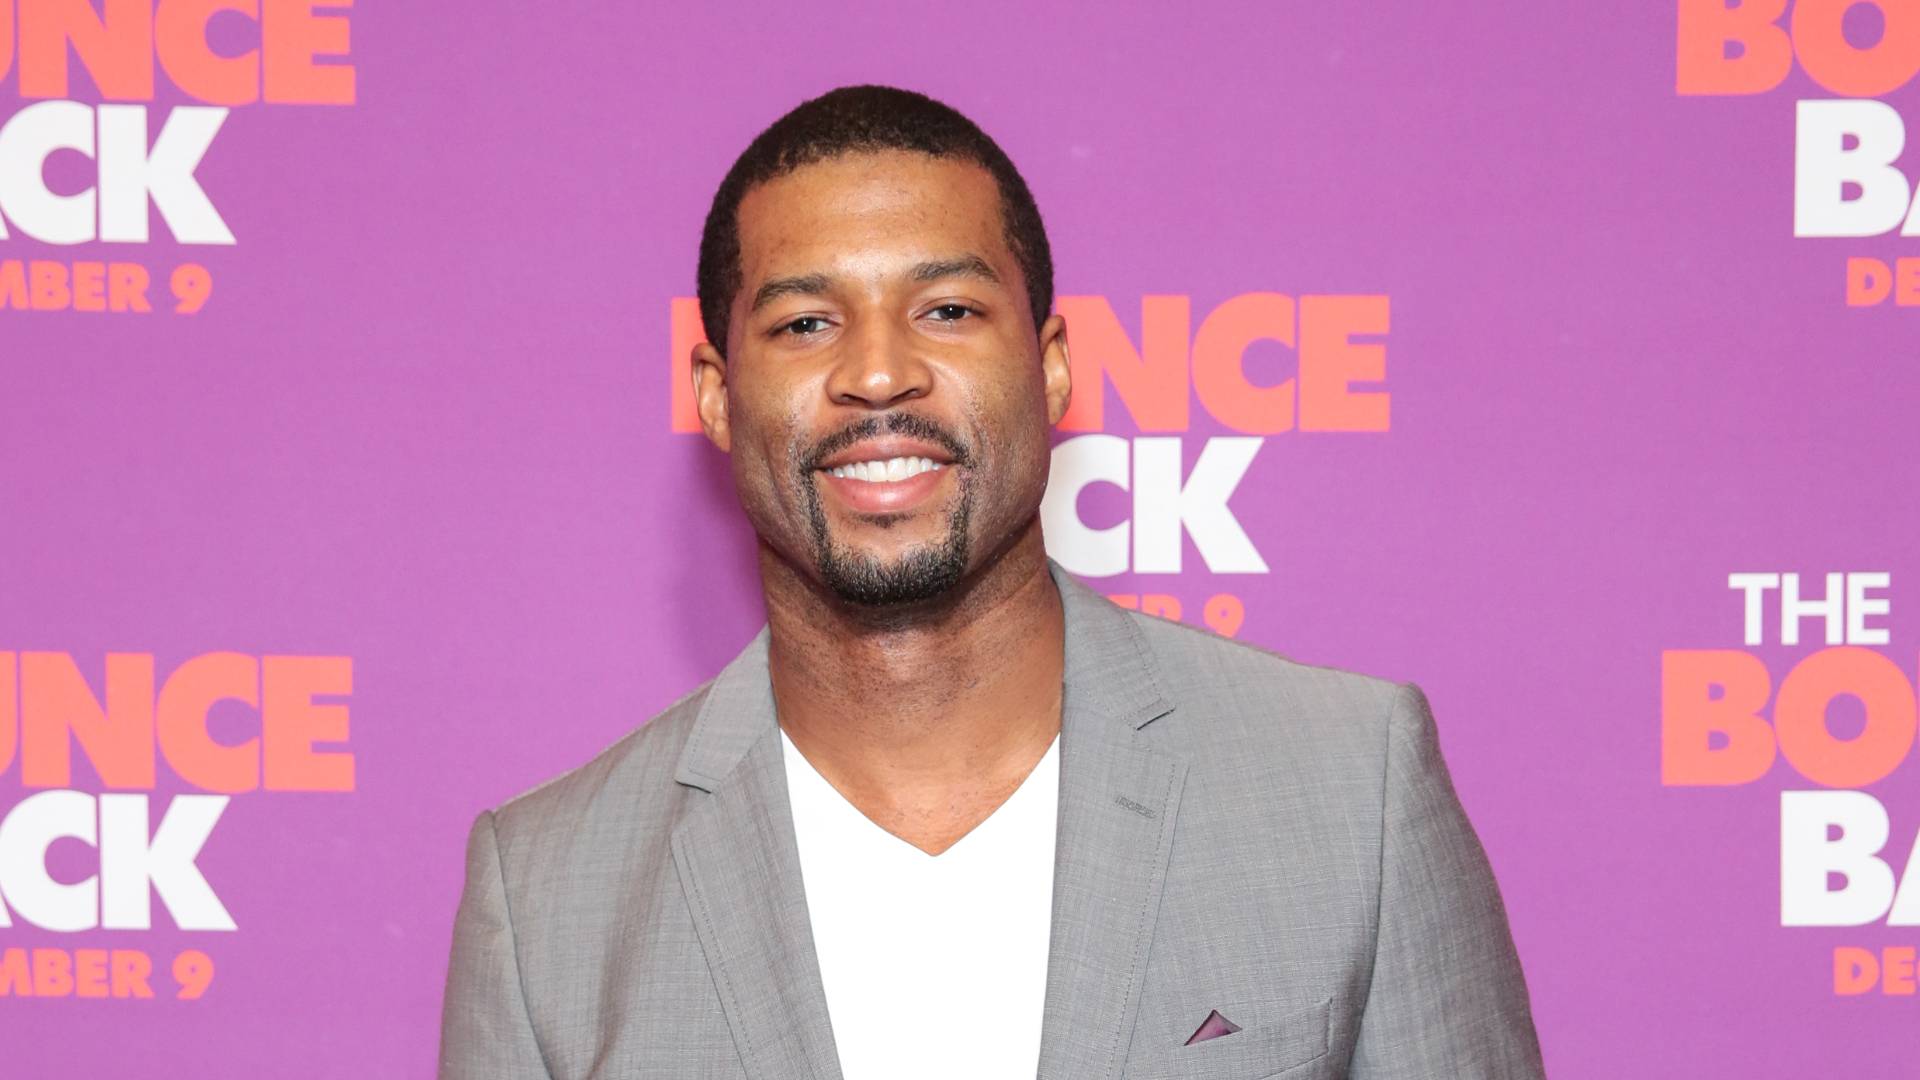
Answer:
[{"left": 696, "top": 84, "right": 1053, "bottom": 357}]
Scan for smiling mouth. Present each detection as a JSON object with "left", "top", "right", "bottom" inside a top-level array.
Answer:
[
  {"left": 810, "top": 453, "right": 956, "bottom": 516},
  {"left": 818, "top": 456, "right": 947, "bottom": 483}
]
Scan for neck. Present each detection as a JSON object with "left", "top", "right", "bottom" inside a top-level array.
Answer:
[{"left": 760, "top": 521, "right": 1065, "bottom": 848}]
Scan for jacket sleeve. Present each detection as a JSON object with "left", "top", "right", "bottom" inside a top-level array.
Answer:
[
  {"left": 1349, "top": 684, "right": 1546, "bottom": 1079},
  {"left": 439, "top": 810, "right": 552, "bottom": 1079}
]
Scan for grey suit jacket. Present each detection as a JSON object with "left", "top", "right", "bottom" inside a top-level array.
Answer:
[{"left": 441, "top": 563, "right": 1545, "bottom": 1079}]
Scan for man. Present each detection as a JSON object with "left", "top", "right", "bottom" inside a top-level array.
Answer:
[{"left": 441, "top": 85, "right": 1544, "bottom": 1079}]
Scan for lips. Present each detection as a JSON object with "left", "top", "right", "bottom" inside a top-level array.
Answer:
[
  {"left": 822, "top": 455, "right": 945, "bottom": 483},
  {"left": 813, "top": 435, "right": 957, "bottom": 473},
  {"left": 811, "top": 436, "right": 958, "bottom": 515}
]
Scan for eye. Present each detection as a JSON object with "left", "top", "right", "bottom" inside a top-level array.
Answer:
[
  {"left": 927, "top": 303, "right": 977, "bottom": 322},
  {"left": 779, "top": 315, "right": 830, "bottom": 336}
]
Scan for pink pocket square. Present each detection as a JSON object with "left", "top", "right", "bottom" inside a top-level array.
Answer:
[{"left": 1184, "top": 1009, "right": 1243, "bottom": 1045}]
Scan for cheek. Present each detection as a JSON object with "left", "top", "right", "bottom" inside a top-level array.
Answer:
[
  {"left": 990, "top": 359, "right": 1054, "bottom": 457},
  {"left": 966, "top": 365, "right": 1054, "bottom": 509},
  {"left": 738, "top": 430, "right": 802, "bottom": 517},
  {"left": 720, "top": 400, "right": 797, "bottom": 518},
  {"left": 729, "top": 443, "right": 812, "bottom": 556},
  {"left": 729, "top": 377, "right": 808, "bottom": 472}
]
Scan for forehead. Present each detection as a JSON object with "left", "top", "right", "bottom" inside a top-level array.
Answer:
[{"left": 734, "top": 150, "right": 1010, "bottom": 285}]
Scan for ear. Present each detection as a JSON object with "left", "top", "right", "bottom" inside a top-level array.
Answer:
[
  {"left": 692, "top": 341, "right": 732, "bottom": 452},
  {"left": 1038, "top": 312, "right": 1072, "bottom": 427}
]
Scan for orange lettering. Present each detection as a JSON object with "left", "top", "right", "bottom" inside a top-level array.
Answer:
[
  {"left": 1661, "top": 649, "right": 1776, "bottom": 785},
  {"left": 74, "top": 950, "right": 109, "bottom": 998},
  {"left": 30, "top": 261, "right": 71, "bottom": 311},
  {"left": 262, "top": 0, "right": 354, "bottom": 105},
  {"left": 1792, "top": 0, "right": 1920, "bottom": 97},
  {"left": 111, "top": 950, "right": 153, "bottom": 998},
  {"left": 0, "top": 1, "right": 13, "bottom": 83},
  {"left": 1835, "top": 946, "right": 1879, "bottom": 994},
  {"left": 0, "top": 949, "right": 28, "bottom": 996},
  {"left": 1057, "top": 295, "right": 1191, "bottom": 432},
  {"left": 109, "top": 263, "right": 152, "bottom": 313},
  {"left": 1192, "top": 292, "right": 1294, "bottom": 434},
  {"left": 18, "top": 0, "right": 154, "bottom": 100},
  {"left": 1848, "top": 256, "right": 1893, "bottom": 306},
  {"left": 157, "top": 0, "right": 261, "bottom": 106},
  {"left": 1885, "top": 946, "right": 1919, "bottom": 994},
  {"left": 1300, "top": 295, "right": 1390, "bottom": 431},
  {"left": 1677, "top": 0, "right": 1792, "bottom": 94},
  {"left": 20, "top": 652, "right": 156, "bottom": 789},
  {"left": 1775, "top": 647, "right": 1916, "bottom": 788},
  {"left": 1140, "top": 594, "right": 1182, "bottom": 621},
  {"left": 0, "top": 261, "right": 26, "bottom": 310},
  {"left": 671, "top": 296, "right": 705, "bottom": 433},
  {"left": 72, "top": 261, "right": 107, "bottom": 312},
  {"left": 1897, "top": 257, "right": 1920, "bottom": 306},
  {"left": 0, "top": 949, "right": 157, "bottom": 998},
  {"left": 33, "top": 949, "right": 74, "bottom": 997},
  {"left": 263, "top": 655, "right": 353, "bottom": 790},
  {"left": 157, "top": 652, "right": 260, "bottom": 793}
]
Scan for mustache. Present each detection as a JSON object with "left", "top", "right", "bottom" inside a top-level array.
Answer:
[{"left": 800, "top": 412, "right": 973, "bottom": 472}]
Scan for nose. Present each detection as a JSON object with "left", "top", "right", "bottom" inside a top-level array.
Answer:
[{"left": 823, "top": 314, "right": 933, "bottom": 410}]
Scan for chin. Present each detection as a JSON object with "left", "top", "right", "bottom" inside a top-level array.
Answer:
[{"left": 815, "top": 538, "right": 971, "bottom": 608}]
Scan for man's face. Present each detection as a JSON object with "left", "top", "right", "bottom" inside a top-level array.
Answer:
[{"left": 693, "top": 150, "right": 1069, "bottom": 607}]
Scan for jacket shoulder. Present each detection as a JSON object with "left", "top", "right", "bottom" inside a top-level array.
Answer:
[
  {"left": 484, "top": 676, "right": 715, "bottom": 858},
  {"left": 1126, "top": 608, "right": 1406, "bottom": 760}
]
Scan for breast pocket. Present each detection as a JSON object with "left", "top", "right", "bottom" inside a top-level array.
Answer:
[{"left": 1124, "top": 996, "right": 1331, "bottom": 1080}]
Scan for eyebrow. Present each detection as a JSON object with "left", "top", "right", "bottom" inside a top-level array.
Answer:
[
  {"left": 749, "top": 273, "right": 834, "bottom": 313},
  {"left": 747, "top": 255, "right": 1003, "bottom": 314},
  {"left": 911, "top": 254, "right": 1000, "bottom": 285}
]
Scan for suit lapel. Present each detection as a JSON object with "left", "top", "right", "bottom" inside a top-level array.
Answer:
[
  {"left": 1037, "top": 563, "right": 1188, "bottom": 1080},
  {"left": 671, "top": 630, "right": 842, "bottom": 1080},
  {"left": 666, "top": 564, "right": 1186, "bottom": 1080}
]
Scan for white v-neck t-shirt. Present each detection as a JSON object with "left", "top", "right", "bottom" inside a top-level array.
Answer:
[{"left": 781, "top": 729, "right": 1060, "bottom": 1080}]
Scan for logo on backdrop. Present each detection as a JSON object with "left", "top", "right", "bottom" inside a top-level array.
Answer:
[
  {"left": 668, "top": 292, "right": 1392, "bottom": 639},
  {"left": 1660, "top": 573, "right": 1920, "bottom": 996},
  {"left": 1677, "top": 0, "right": 1920, "bottom": 307},
  {"left": 0, "top": 652, "right": 354, "bottom": 1001},
  {"left": 0, "top": 0, "right": 355, "bottom": 316}
]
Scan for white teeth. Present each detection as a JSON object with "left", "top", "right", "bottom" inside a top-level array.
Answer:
[{"left": 826, "top": 456, "right": 946, "bottom": 482}]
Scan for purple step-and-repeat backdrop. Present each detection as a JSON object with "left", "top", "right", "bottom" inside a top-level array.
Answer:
[{"left": 3, "top": 1, "right": 1917, "bottom": 1075}]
